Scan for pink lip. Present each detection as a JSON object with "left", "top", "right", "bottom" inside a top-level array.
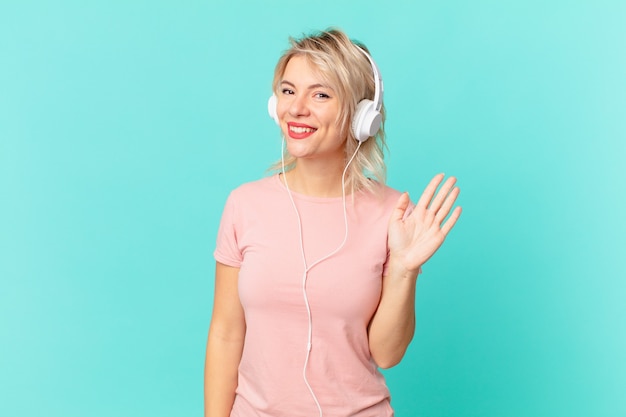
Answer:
[{"left": 287, "top": 122, "right": 317, "bottom": 140}]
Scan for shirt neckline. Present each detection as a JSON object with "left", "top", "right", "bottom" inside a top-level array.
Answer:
[{"left": 271, "top": 173, "right": 357, "bottom": 204}]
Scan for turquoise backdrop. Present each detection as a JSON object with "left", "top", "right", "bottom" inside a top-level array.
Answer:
[{"left": 1, "top": 1, "right": 624, "bottom": 416}]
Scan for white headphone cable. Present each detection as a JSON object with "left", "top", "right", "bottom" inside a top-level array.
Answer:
[{"left": 281, "top": 138, "right": 362, "bottom": 417}]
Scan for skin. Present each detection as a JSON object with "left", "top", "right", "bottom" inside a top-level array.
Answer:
[
  {"left": 369, "top": 174, "right": 461, "bottom": 367},
  {"left": 276, "top": 56, "right": 347, "bottom": 197},
  {"left": 204, "top": 263, "right": 244, "bottom": 417},
  {"left": 204, "top": 55, "right": 462, "bottom": 416}
]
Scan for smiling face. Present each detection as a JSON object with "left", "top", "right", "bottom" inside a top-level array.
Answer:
[{"left": 276, "top": 55, "right": 346, "bottom": 163}]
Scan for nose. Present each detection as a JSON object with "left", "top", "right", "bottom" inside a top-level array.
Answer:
[{"left": 288, "top": 93, "right": 310, "bottom": 118}]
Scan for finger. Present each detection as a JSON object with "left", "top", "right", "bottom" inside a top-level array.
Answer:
[
  {"left": 389, "top": 192, "right": 411, "bottom": 223},
  {"left": 429, "top": 176, "right": 457, "bottom": 214},
  {"left": 435, "top": 186, "right": 460, "bottom": 224},
  {"left": 441, "top": 206, "right": 462, "bottom": 235},
  {"left": 415, "top": 173, "right": 445, "bottom": 212}
]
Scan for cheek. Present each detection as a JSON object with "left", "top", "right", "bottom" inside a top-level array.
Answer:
[
  {"left": 329, "top": 114, "right": 347, "bottom": 137},
  {"left": 275, "top": 95, "right": 294, "bottom": 117},
  {"left": 327, "top": 105, "right": 345, "bottom": 132},
  {"left": 275, "top": 102, "right": 285, "bottom": 119}
]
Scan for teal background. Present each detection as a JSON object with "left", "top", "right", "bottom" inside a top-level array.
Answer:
[{"left": 1, "top": 0, "right": 624, "bottom": 416}]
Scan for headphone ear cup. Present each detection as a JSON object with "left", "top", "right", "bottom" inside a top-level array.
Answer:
[
  {"left": 268, "top": 95, "right": 279, "bottom": 124},
  {"left": 351, "top": 99, "right": 382, "bottom": 142}
]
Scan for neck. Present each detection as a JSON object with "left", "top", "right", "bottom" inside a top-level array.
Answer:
[{"left": 282, "top": 158, "right": 347, "bottom": 198}]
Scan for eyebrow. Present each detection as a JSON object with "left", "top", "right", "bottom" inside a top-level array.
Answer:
[{"left": 280, "top": 80, "right": 335, "bottom": 91}]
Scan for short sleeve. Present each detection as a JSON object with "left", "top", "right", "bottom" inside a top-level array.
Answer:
[{"left": 213, "top": 192, "right": 243, "bottom": 267}]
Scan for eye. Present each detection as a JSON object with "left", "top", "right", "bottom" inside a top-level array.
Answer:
[
  {"left": 281, "top": 88, "right": 294, "bottom": 95},
  {"left": 314, "top": 92, "right": 331, "bottom": 99}
]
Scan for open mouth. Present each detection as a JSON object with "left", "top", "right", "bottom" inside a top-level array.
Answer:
[
  {"left": 289, "top": 126, "right": 316, "bottom": 134},
  {"left": 287, "top": 123, "right": 317, "bottom": 139}
]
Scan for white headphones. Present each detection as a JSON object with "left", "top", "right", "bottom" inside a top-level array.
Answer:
[{"left": 268, "top": 46, "right": 384, "bottom": 143}]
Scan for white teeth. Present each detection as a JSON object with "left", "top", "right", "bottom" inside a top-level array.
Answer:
[{"left": 289, "top": 126, "right": 316, "bottom": 133}]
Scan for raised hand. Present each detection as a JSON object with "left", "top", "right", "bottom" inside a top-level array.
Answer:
[{"left": 387, "top": 174, "right": 462, "bottom": 276}]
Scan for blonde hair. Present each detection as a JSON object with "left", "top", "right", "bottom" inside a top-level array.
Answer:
[{"left": 270, "top": 28, "right": 387, "bottom": 195}]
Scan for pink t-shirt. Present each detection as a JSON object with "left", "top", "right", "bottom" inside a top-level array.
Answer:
[{"left": 214, "top": 174, "right": 403, "bottom": 417}]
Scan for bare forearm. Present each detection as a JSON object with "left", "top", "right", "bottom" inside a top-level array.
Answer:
[
  {"left": 368, "top": 262, "right": 419, "bottom": 369},
  {"left": 204, "top": 331, "right": 244, "bottom": 417}
]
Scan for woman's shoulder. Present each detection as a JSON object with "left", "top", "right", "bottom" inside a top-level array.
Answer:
[
  {"left": 360, "top": 181, "right": 403, "bottom": 205},
  {"left": 228, "top": 174, "right": 281, "bottom": 200}
]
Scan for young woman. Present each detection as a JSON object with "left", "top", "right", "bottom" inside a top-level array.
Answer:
[{"left": 205, "top": 28, "right": 461, "bottom": 417}]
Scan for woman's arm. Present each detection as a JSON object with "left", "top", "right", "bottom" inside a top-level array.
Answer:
[
  {"left": 367, "top": 261, "right": 418, "bottom": 369},
  {"left": 368, "top": 174, "right": 461, "bottom": 368},
  {"left": 204, "top": 262, "right": 246, "bottom": 417}
]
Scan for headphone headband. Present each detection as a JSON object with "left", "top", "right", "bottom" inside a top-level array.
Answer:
[{"left": 356, "top": 46, "right": 384, "bottom": 113}]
